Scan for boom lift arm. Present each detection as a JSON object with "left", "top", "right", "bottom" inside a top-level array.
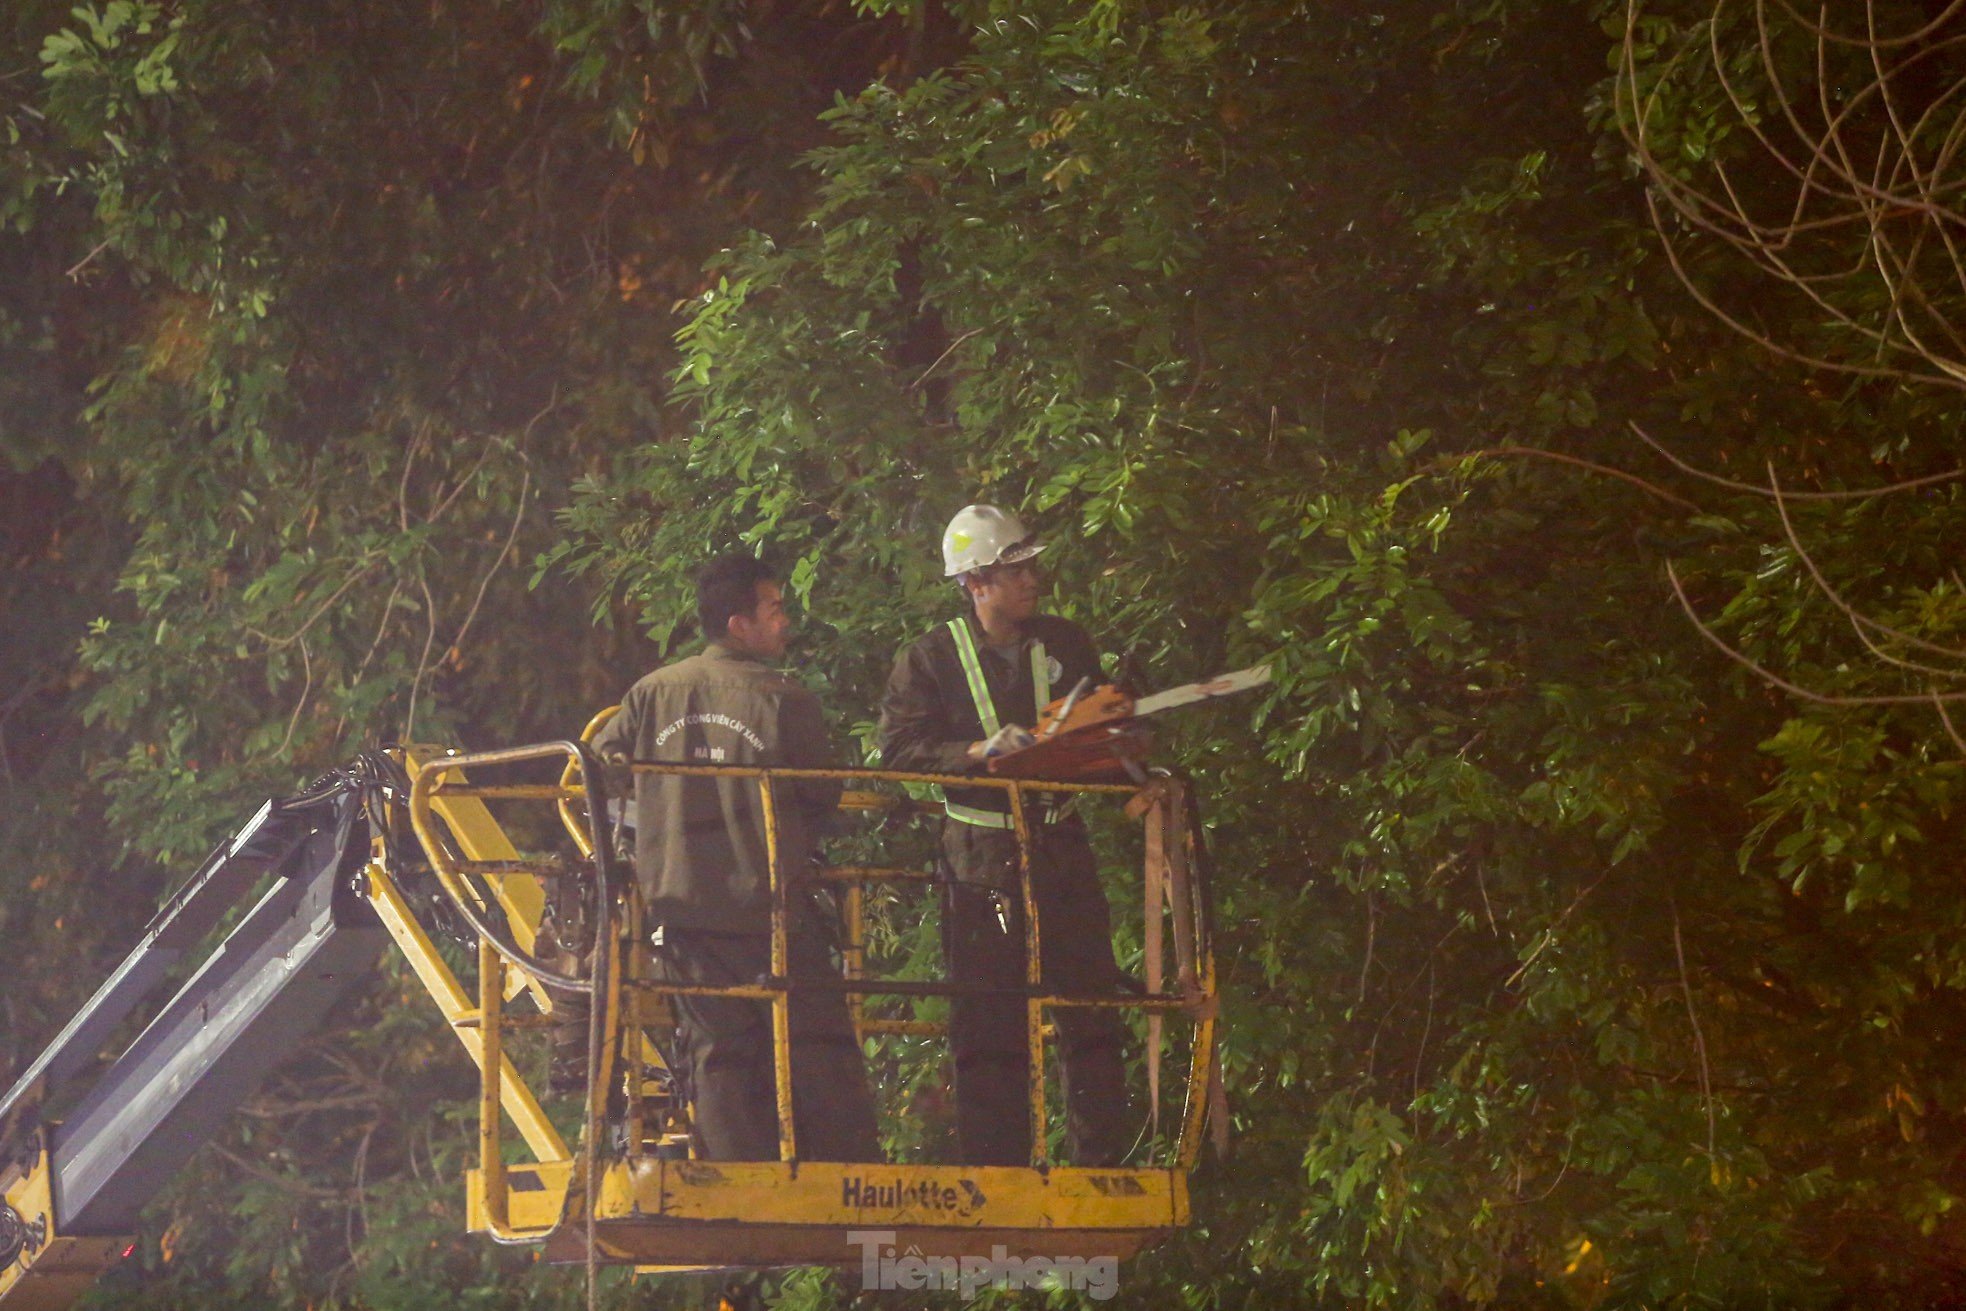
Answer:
[{"left": 0, "top": 775, "right": 389, "bottom": 1310}]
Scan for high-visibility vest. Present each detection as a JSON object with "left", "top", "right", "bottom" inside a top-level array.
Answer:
[{"left": 941, "top": 618, "right": 1049, "bottom": 829}]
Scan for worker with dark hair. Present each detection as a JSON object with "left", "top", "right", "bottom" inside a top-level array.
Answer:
[
  {"left": 592, "top": 553, "right": 879, "bottom": 1162},
  {"left": 877, "top": 505, "right": 1130, "bottom": 1167}
]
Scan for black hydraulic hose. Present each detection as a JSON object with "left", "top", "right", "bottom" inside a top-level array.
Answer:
[
  {"left": 425, "top": 874, "right": 597, "bottom": 994},
  {"left": 412, "top": 741, "right": 616, "bottom": 995}
]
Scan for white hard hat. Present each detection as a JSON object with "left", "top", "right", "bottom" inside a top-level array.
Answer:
[{"left": 941, "top": 504, "right": 1045, "bottom": 577}]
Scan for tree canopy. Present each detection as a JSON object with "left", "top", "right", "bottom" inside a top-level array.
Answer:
[{"left": 8, "top": 1, "right": 1966, "bottom": 1308}]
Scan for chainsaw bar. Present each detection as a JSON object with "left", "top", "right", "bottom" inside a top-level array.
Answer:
[{"left": 1130, "top": 664, "right": 1272, "bottom": 718}]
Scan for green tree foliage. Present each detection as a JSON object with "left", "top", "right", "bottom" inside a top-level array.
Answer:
[
  {"left": 11, "top": 0, "right": 1966, "bottom": 1307},
  {"left": 560, "top": 1, "right": 1966, "bottom": 1305}
]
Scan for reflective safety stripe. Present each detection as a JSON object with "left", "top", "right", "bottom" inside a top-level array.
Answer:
[
  {"left": 941, "top": 619, "right": 1050, "bottom": 828},
  {"left": 949, "top": 618, "right": 1001, "bottom": 737}
]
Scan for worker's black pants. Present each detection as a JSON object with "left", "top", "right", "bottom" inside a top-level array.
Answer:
[
  {"left": 940, "top": 820, "right": 1130, "bottom": 1167},
  {"left": 653, "top": 904, "right": 880, "bottom": 1163}
]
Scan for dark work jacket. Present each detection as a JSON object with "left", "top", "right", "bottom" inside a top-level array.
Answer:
[
  {"left": 590, "top": 643, "right": 841, "bottom": 934},
  {"left": 876, "top": 612, "right": 1103, "bottom": 827}
]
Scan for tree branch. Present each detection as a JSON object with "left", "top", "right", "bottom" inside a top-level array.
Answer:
[
  {"left": 1631, "top": 421, "right": 1966, "bottom": 501},
  {"left": 1458, "top": 444, "right": 1700, "bottom": 510},
  {"left": 1665, "top": 560, "right": 1966, "bottom": 704}
]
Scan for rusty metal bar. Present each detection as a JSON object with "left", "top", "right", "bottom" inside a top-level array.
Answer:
[
  {"left": 1005, "top": 781, "right": 1047, "bottom": 1168},
  {"left": 844, "top": 881, "right": 866, "bottom": 1040},
  {"left": 812, "top": 865, "right": 936, "bottom": 883},
  {"left": 837, "top": 790, "right": 941, "bottom": 812}
]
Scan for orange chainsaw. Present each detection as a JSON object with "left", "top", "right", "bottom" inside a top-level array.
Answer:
[{"left": 986, "top": 664, "right": 1273, "bottom": 781}]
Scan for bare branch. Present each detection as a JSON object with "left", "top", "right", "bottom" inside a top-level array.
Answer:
[
  {"left": 208, "top": 1142, "right": 352, "bottom": 1202},
  {"left": 1765, "top": 464, "right": 1966, "bottom": 664},
  {"left": 276, "top": 637, "right": 315, "bottom": 759},
  {"left": 1770, "top": 0, "right": 1966, "bottom": 53},
  {"left": 239, "top": 1092, "right": 380, "bottom": 1118},
  {"left": 1665, "top": 561, "right": 1966, "bottom": 704},
  {"left": 243, "top": 560, "right": 381, "bottom": 651},
  {"left": 1456, "top": 444, "right": 1700, "bottom": 510},
  {"left": 64, "top": 238, "right": 112, "bottom": 281},
  {"left": 445, "top": 464, "right": 532, "bottom": 675},
  {"left": 1934, "top": 689, "right": 1966, "bottom": 756},
  {"left": 1623, "top": 0, "right": 1966, "bottom": 387},
  {"left": 1670, "top": 895, "right": 1717, "bottom": 1162},
  {"left": 425, "top": 439, "right": 500, "bottom": 526},
  {"left": 404, "top": 568, "right": 439, "bottom": 742},
  {"left": 909, "top": 326, "right": 985, "bottom": 391},
  {"left": 1630, "top": 421, "right": 1966, "bottom": 500},
  {"left": 1506, "top": 873, "right": 1610, "bottom": 989}
]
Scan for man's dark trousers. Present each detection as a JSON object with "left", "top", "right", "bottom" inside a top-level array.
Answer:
[
  {"left": 941, "top": 820, "right": 1130, "bottom": 1166},
  {"left": 654, "top": 900, "right": 880, "bottom": 1162}
]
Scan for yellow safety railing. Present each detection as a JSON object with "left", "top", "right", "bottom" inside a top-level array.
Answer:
[{"left": 404, "top": 737, "right": 1219, "bottom": 1239}]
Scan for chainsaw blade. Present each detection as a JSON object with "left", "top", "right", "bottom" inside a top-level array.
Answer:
[{"left": 1129, "top": 664, "right": 1271, "bottom": 719}]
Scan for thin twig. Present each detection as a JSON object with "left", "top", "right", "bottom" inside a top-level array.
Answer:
[
  {"left": 1363, "top": 921, "right": 1465, "bottom": 1082},
  {"left": 349, "top": 1119, "right": 378, "bottom": 1267},
  {"left": 1671, "top": 895, "right": 1718, "bottom": 1163},
  {"left": 244, "top": 560, "right": 381, "bottom": 650},
  {"left": 353, "top": 580, "right": 404, "bottom": 684},
  {"left": 1620, "top": 0, "right": 1966, "bottom": 388},
  {"left": 64, "top": 238, "right": 111, "bottom": 280},
  {"left": 239, "top": 1093, "right": 380, "bottom": 1118},
  {"left": 1357, "top": 891, "right": 1376, "bottom": 1006},
  {"left": 334, "top": 579, "right": 405, "bottom": 749},
  {"left": 1935, "top": 690, "right": 1966, "bottom": 755},
  {"left": 1412, "top": 961, "right": 1436, "bottom": 1106},
  {"left": 1505, "top": 873, "right": 1610, "bottom": 989},
  {"left": 1502, "top": 1129, "right": 1577, "bottom": 1206},
  {"left": 399, "top": 422, "right": 427, "bottom": 535},
  {"left": 209, "top": 1143, "right": 351, "bottom": 1201},
  {"left": 276, "top": 637, "right": 314, "bottom": 758},
  {"left": 445, "top": 464, "right": 531, "bottom": 672},
  {"left": 404, "top": 568, "right": 439, "bottom": 741},
  {"left": 425, "top": 439, "right": 500, "bottom": 526},
  {"left": 908, "top": 326, "right": 985, "bottom": 391}
]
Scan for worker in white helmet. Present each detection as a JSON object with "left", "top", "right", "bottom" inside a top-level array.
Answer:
[{"left": 876, "top": 504, "right": 1129, "bottom": 1166}]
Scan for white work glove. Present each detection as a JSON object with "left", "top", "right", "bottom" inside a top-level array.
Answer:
[{"left": 980, "top": 724, "right": 1037, "bottom": 758}]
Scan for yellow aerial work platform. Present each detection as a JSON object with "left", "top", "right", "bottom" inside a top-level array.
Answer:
[{"left": 384, "top": 723, "right": 1222, "bottom": 1275}]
